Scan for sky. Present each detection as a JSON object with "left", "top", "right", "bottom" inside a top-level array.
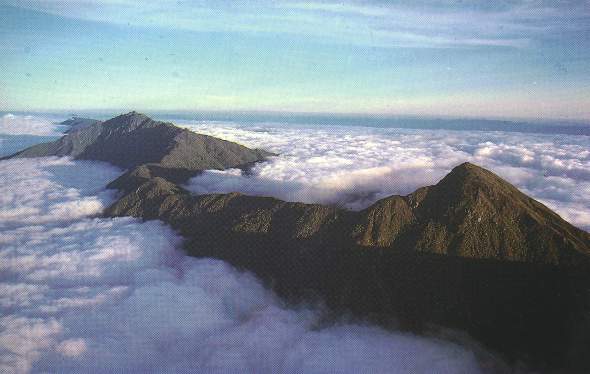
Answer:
[{"left": 0, "top": 0, "right": 589, "bottom": 119}]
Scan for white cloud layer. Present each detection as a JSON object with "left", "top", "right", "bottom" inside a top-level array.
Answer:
[
  {"left": 0, "top": 157, "right": 120, "bottom": 229},
  {"left": 180, "top": 121, "right": 590, "bottom": 231},
  {"left": 4, "top": 116, "right": 585, "bottom": 372},
  {"left": 0, "top": 114, "right": 65, "bottom": 136},
  {"left": 0, "top": 157, "right": 493, "bottom": 372}
]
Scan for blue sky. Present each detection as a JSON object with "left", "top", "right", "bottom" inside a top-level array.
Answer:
[{"left": 1, "top": 0, "right": 589, "bottom": 119}]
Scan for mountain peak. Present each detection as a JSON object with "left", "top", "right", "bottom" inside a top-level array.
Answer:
[
  {"left": 433, "top": 161, "right": 518, "bottom": 200},
  {"left": 122, "top": 110, "right": 148, "bottom": 118},
  {"left": 446, "top": 161, "right": 496, "bottom": 181},
  {"left": 103, "top": 111, "right": 156, "bottom": 130},
  {"left": 397, "top": 161, "right": 590, "bottom": 264},
  {"left": 111, "top": 111, "right": 150, "bottom": 121},
  {"left": 5, "top": 112, "right": 273, "bottom": 171},
  {"left": 452, "top": 161, "right": 480, "bottom": 172}
]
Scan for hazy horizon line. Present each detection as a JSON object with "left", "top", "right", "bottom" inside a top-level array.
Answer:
[{"left": 3, "top": 108, "right": 590, "bottom": 125}]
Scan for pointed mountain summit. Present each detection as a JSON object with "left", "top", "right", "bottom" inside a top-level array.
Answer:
[
  {"left": 4, "top": 112, "right": 275, "bottom": 171},
  {"left": 355, "top": 162, "right": 590, "bottom": 265}
]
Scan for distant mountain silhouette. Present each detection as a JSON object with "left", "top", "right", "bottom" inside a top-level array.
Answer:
[
  {"left": 60, "top": 117, "right": 101, "bottom": 133},
  {"left": 5, "top": 112, "right": 590, "bottom": 371}
]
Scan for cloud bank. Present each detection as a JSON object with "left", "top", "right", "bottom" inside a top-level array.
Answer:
[
  {"left": 0, "top": 114, "right": 65, "bottom": 136},
  {"left": 181, "top": 121, "right": 590, "bottom": 231},
  {"left": 0, "top": 158, "right": 493, "bottom": 372}
]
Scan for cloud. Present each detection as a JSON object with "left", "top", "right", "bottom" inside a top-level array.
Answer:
[
  {"left": 0, "top": 114, "right": 65, "bottom": 136},
  {"left": 0, "top": 157, "right": 121, "bottom": 229},
  {"left": 0, "top": 157, "right": 496, "bottom": 373},
  {"left": 7, "top": 0, "right": 589, "bottom": 48},
  {"left": 0, "top": 316, "right": 62, "bottom": 373},
  {"left": 55, "top": 338, "right": 87, "bottom": 358},
  {"left": 180, "top": 120, "right": 590, "bottom": 231},
  {"left": 7, "top": 117, "right": 586, "bottom": 372}
]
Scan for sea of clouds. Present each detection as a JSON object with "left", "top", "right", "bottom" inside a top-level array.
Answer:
[
  {"left": 0, "top": 113, "right": 67, "bottom": 158},
  {"left": 0, "top": 114, "right": 65, "bottom": 136},
  {"left": 178, "top": 121, "right": 590, "bottom": 231},
  {"left": 0, "top": 116, "right": 498, "bottom": 373}
]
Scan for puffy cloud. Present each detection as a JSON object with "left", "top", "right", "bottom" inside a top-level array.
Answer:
[
  {"left": 180, "top": 121, "right": 590, "bottom": 230},
  {"left": 0, "top": 316, "right": 62, "bottom": 373},
  {"left": 55, "top": 339, "right": 87, "bottom": 358},
  {"left": 0, "top": 157, "right": 492, "bottom": 373}
]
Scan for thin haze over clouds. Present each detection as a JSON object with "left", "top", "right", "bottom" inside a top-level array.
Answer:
[{"left": 0, "top": 157, "right": 492, "bottom": 373}]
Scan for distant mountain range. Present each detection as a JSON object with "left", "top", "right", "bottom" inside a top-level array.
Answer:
[{"left": 5, "top": 112, "right": 590, "bottom": 371}]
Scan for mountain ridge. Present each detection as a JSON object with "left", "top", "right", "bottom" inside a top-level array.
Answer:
[
  {"left": 106, "top": 160, "right": 590, "bottom": 266},
  {"left": 103, "top": 160, "right": 590, "bottom": 370},
  {"left": 3, "top": 111, "right": 275, "bottom": 172},
  {"left": 5, "top": 112, "right": 590, "bottom": 370}
]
